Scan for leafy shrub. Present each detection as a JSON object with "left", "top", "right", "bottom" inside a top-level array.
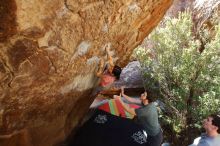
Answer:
[{"left": 134, "top": 11, "right": 220, "bottom": 145}]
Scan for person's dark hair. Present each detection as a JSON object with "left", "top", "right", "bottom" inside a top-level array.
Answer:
[
  {"left": 112, "top": 65, "right": 122, "bottom": 80},
  {"left": 146, "top": 95, "right": 154, "bottom": 103},
  {"left": 211, "top": 114, "right": 220, "bottom": 133},
  {"left": 140, "top": 89, "right": 155, "bottom": 103}
]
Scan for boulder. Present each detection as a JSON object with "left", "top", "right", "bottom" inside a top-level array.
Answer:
[{"left": 0, "top": 0, "right": 173, "bottom": 146}]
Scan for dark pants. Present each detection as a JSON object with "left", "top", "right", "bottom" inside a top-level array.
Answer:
[{"left": 146, "top": 129, "right": 163, "bottom": 146}]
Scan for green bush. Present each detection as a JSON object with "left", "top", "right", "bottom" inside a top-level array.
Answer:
[{"left": 135, "top": 11, "right": 220, "bottom": 145}]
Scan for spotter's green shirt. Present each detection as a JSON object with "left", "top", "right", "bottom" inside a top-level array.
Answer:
[{"left": 135, "top": 103, "right": 160, "bottom": 136}]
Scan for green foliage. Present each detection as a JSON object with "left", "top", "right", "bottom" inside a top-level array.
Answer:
[{"left": 134, "top": 11, "right": 220, "bottom": 139}]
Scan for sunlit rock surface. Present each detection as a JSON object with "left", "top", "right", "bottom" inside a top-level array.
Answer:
[{"left": 0, "top": 0, "right": 173, "bottom": 146}]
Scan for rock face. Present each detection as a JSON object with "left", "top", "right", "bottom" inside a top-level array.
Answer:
[
  {"left": 0, "top": 0, "right": 173, "bottom": 146},
  {"left": 166, "top": 0, "right": 193, "bottom": 16},
  {"left": 114, "top": 61, "right": 143, "bottom": 88}
]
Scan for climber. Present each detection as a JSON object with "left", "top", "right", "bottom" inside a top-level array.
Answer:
[{"left": 94, "top": 45, "right": 122, "bottom": 96}]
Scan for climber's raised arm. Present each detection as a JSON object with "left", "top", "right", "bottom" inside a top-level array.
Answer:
[{"left": 121, "top": 86, "right": 141, "bottom": 104}]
